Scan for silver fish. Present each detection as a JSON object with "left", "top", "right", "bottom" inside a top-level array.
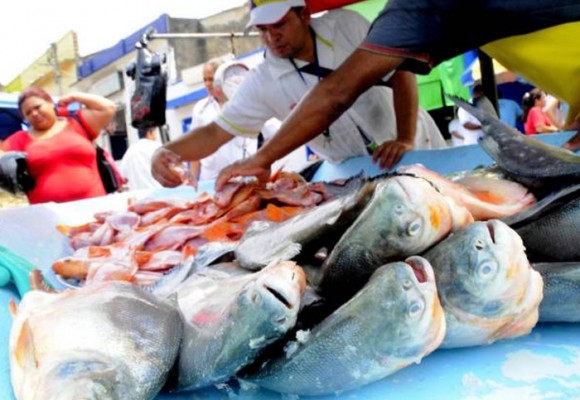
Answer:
[
  {"left": 533, "top": 262, "right": 580, "bottom": 322},
  {"left": 450, "top": 96, "right": 580, "bottom": 190},
  {"left": 173, "top": 260, "right": 306, "bottom": 391},
  {"left": 319, "top": 174, "right": 473, "bottom": 304},
  {"left": 234, "top": 181, "right": 376, "bottom": 271},
  {"left": 9, "top": 281, "right": 182, "bottom": 400},
  {"left": 422, "top": 219, "right": 543, "bottom": 348},
  {"left": 242, "top": 256, "right": 445, "bottom": 396}
]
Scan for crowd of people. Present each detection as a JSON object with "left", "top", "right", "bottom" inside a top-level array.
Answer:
[{"left": 1, "top": 0, "right": 579, "bottom": 206}]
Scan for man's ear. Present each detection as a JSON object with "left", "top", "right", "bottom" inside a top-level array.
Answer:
[{"left": 300, "top": 6, "right": 311, "bottom": 24}]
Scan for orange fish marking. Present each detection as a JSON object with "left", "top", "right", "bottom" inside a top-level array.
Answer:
[{"left": 429, "top": 205, "right": 442, "bottom": 230}]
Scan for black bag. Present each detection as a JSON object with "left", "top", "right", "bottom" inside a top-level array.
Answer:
[
  {"left": 126, "top": 37, "right": 167, "bottom": 129},
  {"left": 0, "top": 151, "right": 35, "bottom": 194},
  {"left": 71, "top": 113, "right": 123, "bottom": 194}
]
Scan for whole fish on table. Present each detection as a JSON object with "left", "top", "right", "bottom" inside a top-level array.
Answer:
[
  {"left": 171, "top": 260, "right": 306, "bottom": 391},
  {"left": 241, "top": 256, "right": 445, "bottom": 396},
  {"left": 234, "top": 178, "right": 375, "bottom": 271},
  {"left": 450, "top": 96, "right": 580, "bottom": 192},
  {"left": 9, "top": 281, "right": 182, "bottom": 400},
  {"left": 318, "top": 174, "right": 473, "bottom": 304},
  {"left": 422, "top": 219, "right": 544, "bottom": 348}
]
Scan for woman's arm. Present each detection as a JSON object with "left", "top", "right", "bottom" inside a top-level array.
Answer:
[{"left": 58, "top": 92, "right": 116, "bottom": 138}]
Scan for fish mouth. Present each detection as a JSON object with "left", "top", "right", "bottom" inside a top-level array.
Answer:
[
  {"left": 258, "top": 271, "right": 303, "bottom": 311},
  {"left": 405, "top": 256, "right": 435, "bottom": 284},
  {"left": 486, "top": 220, "right": 497, "bottom": 244}
]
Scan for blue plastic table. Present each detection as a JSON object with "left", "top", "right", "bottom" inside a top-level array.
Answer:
[{"left": 2, "top": 132, "right": 579, "bottom": 399}]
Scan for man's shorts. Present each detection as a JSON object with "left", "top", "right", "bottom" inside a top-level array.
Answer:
[{"left": 360, "top": 0, "right": 580, "bottom": 74}]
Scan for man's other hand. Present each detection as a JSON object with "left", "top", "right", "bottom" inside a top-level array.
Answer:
[
  {"left": 216, "top": 155, "right": 271, "bottom": 192},
  {"left": 151, "top": 147, "right": 186, "bottom": 188},
  {"left": 372, "top": 140, "right": 413, "bottom": 170}
]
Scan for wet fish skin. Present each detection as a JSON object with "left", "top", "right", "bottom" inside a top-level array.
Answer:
[
  {"left": 450, "top": 96, "right": 580, "bottom": 190},
  {"left": 319, "top": 175, "right": 473, "bottom": 304},
  {"left": 242, "top": 256, "right": 445, "bottom": 396},
  {"left": 9, "top": 282, "right": 182, "bottom": 400},
  {"left": 533, "top": 262, "right": 580, "bottom": 322},
  {"left": 504, "top": 186, "right": 580, "bottom": 262},
  {"left": 422, "top": 219, "right": 543, "bottom": 348},
  {"left": 173, "top": 260, "right": 306, "bottom": 391},
  {"left": 234, "top": 181, "right": 377, "bottom": 271}
]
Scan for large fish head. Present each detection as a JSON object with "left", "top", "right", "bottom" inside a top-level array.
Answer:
[
  {"left": 231, "top": 261, "right": 307, "bottom": 340},
  {"left": 9, "top": 283, "right": 183, "bottom": 400},
  {"left": 368, "top": 176, "right": 472, "bottom": 255},
  {"left": 366, "top": 256, "right": 446, "bottom": 360},
  {"left": 176, "top": 261, "right": 306, "bottom": 390},
  {"left": 35, "top": 359, "right": 132, "bottom": 400},
  {"left": 424, "top": 219, "right": 544, "bottom": 346}
]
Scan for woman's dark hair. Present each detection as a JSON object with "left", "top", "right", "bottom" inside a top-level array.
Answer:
[
  {"left": 521, "top": 88, "right": 544, "bottom": 122},
  {"left": 18, "top": 86, "right": 54, "bottom": 113}
]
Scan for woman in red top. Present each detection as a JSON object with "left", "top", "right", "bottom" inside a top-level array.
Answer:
[
  {"left": 0, "top": 87, "right": 116, "bottom": 204},
  {"left": 522, "top": 89, "right": 559, "bottom": 135}
]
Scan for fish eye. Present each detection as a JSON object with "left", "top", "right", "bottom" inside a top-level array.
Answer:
[
  {"left": 402, "top": 279, "right": 413, "bottom": 290},
  {"left": 474, "top": 239, "right": 485, "bottom": 250},
  {"left": 393, "top": 204, "right": 405, "bottom": 214},
  {"left": 408, "top": 300, "right": 424, "bottom": 317},
  {"left": 477, "top": 260, "right": 497, "bottom": 279},
  {"left": 407, "top": 219, "right": 422, "bottom": 236}
]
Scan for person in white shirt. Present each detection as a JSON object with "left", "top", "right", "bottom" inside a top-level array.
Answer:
[
  {"left": 197, "top": 61, "right": 259, "bottom": 181},
  {"left": 120, "top": 127, "right": 162, "bottom": 191},
  {"left": 151, "top": 0, "right": 446, "bottom": 188},
  {"left": 189, "top": 59, "right": 226, "bottom": 179}
]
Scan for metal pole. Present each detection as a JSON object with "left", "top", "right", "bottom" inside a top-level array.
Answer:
[
  {"left": 477, "top": 49, "right": 498, "bottom": 114},
  {"left": 149, "top": 32, "right": 258, "bottom": 39},
  {"left": 50, "top": 43, "right": 63, "bottom": 95}
]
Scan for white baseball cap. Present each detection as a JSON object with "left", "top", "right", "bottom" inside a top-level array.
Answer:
[{"left": 246, "top": 0, "right": 306, "bottom": 29}]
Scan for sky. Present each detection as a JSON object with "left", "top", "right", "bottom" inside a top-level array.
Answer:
[{"left": 0, "top": 0, "right": 247, "bottom": 84}]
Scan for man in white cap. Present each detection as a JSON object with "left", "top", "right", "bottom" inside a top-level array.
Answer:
[{"left": 152, "top": 0, "right": 445, "bottom": 187}]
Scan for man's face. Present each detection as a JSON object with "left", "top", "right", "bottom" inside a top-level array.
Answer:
[
  {"left": 203, "top": 64, "right": 218, "bottom": 97},
  {"left": 256, "top": 8, "right": 311, "bottom": 60}
]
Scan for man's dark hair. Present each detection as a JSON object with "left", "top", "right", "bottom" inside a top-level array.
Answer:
[{"left": 137, "top": 128, "right": 150, "bottom": 139}]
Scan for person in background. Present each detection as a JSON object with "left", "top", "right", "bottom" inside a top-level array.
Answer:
[
  {"left": 189, "top": 59, "right": 226, "bottom": 179},
  {"left": 543, "top": 94, "right": 567, "bottom": 131},
  {"left": 522, "top": 89, "right": 559, "bottom": 135},
  {"left": 471, "top": 84, "right": 498, "bottom": 118},
  {"left": 195, "top": 61, "right": 259, "bottom": 182},
  {"left": 0, "top": 87, "right": 116, "bottom": 204},
  {"left": 151, "top": 0, "right": 446, "bottom": 188},
  {"left": 456, "top": 84, "right": 493, "bottom": 145},
  {"left": 215, "top": 0, "right": 579, "bottom": 189},
  {"left": 448, "top": 109, "right": 466, "bottom": 147},
  {"left": 498, "top": 89, "right": 523, "bottom": 130},
  {"left": 119, "top": 127, "right": 162, "bottom": 191}
]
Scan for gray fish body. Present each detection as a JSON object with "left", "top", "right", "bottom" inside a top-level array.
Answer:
[
  {"left": 534, "top": 262, "right": 580, "bottom": 322},
  {"left": 504, "top": 186, "right": 580, "bottom": 262},
  {"left": 234, "top": 182, "right": 376, "bottom": 271},
  {"left": 9, "top": 282, "right": 182, "bottom": 400},
  {"left": 243, "top": 257, "right": 445, "bottom": 396},
  {"left": 174, "top": 261, "right": 305, "bottom": 391},
  {"left": 422, "top": 220, "right": 543, "bottom": 348},
  {"left": 319, "top": 175, "right": 471, "bottom": 303},
  {"left": 450, "top": 96, "right": 580, "bottom": 189}
]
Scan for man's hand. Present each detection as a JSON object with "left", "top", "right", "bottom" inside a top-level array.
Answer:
[
  {"left": 371, "top": 140, "right": 413, "bottom": 170},
  {"left": 215, "top": 155, "right": 271, "bottom": 192},
  {"left": 151, "top": 147, "right": 188, "bottom": 188}
]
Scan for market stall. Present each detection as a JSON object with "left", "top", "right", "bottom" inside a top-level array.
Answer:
[{"left": 1, "top": 131, "right": 579, "bottom": 399}]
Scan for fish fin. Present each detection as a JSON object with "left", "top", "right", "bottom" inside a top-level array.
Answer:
[
  {"left": 13, "top": 321, "right": 38, "bottom": 369},
  {"left": 8, "top": 298, "right": 18, "bottom": 317},
  {"left": 276, "top": 242, "right": 303, "bottom": 262}
]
